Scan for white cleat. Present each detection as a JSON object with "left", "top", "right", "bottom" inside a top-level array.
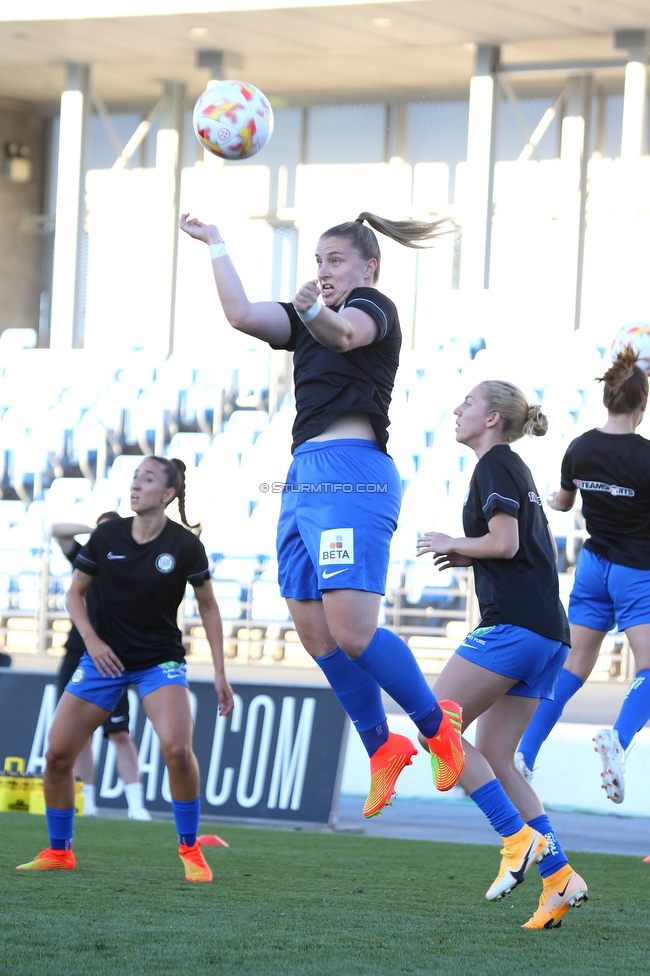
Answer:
[
  {"left": 593, "top": 729, "right": 625, "bottom": 804},
  {"left": 514, "top": 751, "right": 534, "bottom": 783},
  {"left": 128, "top": 808, "right": 152, "bottom": 821}
]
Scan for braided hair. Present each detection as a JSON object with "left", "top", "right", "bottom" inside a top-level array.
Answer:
[{"left": 149, "top": 456, "right": 199, "bottom": 529}]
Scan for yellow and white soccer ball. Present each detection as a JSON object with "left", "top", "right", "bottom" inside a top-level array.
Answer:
[
  {"left": 610, "top": 322, "right": 650, "bottom": 375},
  {"left": 192, "top": 80, "right": 274, "bottom": 160}
]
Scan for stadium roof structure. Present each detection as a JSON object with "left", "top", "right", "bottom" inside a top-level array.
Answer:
[
  {"left": 0, "top": 0, "right": 648, "bottom": 107},
  {"left": 0, "top": 1, "right": 647, "bottom": 350}
]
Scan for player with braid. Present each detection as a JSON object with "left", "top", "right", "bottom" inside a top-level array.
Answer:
[{"left": 17, "top": 457, "right": 233, "bottom": 881}]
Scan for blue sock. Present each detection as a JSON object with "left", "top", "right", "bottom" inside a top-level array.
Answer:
[
  {"left": 358, "top": 719, "right": 389, "bottom": 757},
  {"left": 518, "top": 669, "right": 583, "bottom": 769},
  {"left": 314, "top": 647, "right": 388, "bottom": 756},
  {"left": 614, "top": 669, "right": 650, "bottom": 751},
  {"left": 469, "top": 779, "right": 524, "bottom": 838},
  {"left": 172, "top": 797, "right": 200, "bottom": 847},
  {"left": 46, "top": 806, "right": 74, "bottom": 850},
  {"left": 352, "top": 629, "right": 443, "bottom": 738},
  {"left": 527, "top": 814, "right": 569, "bottom": 878}
]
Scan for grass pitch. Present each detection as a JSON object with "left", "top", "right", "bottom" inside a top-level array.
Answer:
[{"left": 2, "top": 813, "right": 649, "bottom": 976}]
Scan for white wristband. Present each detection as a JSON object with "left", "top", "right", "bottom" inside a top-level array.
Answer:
[
  {"left": 296, "top": 300, "right": 322, "bottom": 323},
  {"left": 208, "top": 242, "right": 228, "bottom": 259}
]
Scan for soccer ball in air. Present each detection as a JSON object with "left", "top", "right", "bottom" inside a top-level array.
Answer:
[
  {"left": 610, "top": 322, "right": 650, "bottom": 375},
  {"left": 192, "top": 80, "right": 273, "bottom": 160}
]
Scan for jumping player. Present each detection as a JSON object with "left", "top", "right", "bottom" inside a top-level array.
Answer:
[
  {"left": 517, "top": 346, "right": 650, "bottom": 805},
  {"left": 417, "top": 381, "right": 588, "bottom": 930},
  {"left": 17, "top": 457, "right": 234, "bottom": 882},
  {"left": 179, "top": 210, "right": 464, "bottom": 816},
  {"left": 52, "top": 514, "right": 151, "bottom": 820}
]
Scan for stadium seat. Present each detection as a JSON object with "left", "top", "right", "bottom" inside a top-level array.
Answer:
[
  {"left": 0, "top": 328, "right": 37, "bottom": 352},
  {"left": 71, "top": 411, "right": 110, "bottom": 482},
  {"left": 223, "top": 409, "right": 269, "bottom": 446},
  {"left": 251, "top": 575, "right": 290, "bottom": 623},
  {"left": 0, "top": 500, "right": 26, "bottom": 532},
  {"left": 166, "top": 432, "right": 212, "bottom": 469},
  {"left": 44, "top": 479, "right": 92, "bottom": 522}
]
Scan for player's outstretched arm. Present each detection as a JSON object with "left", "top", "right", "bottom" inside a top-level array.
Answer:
[
  {"left": 193, "top": 580, "right": 234, "bottom": 718},
  {"left": 66, "top": 570, "right": 124, "bottom": 677},
  {"left": 179, "top": 213, "right": 291, "bottom": 346}
]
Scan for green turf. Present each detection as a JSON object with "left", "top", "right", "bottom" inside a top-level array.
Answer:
[{"left": 1, "top": 813, "right": 648, "bottom": 976}]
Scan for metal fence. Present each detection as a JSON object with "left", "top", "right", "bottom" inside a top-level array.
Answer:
[{"left": 0, "top": 546, "right": 631, "bottom": 683}]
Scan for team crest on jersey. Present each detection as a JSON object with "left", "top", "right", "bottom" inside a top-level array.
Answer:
[
  {"left": 155, "top": 553, "right": 175, "bottom": 573},
  {"left": 528, "top": 491, "right": 542, "bottom": 506},
  {"left": 319, "top": 528, "right": 354, "bottom": 565},
  {"left": 71, "top": 667, "right": 85, "bottom": 684}
]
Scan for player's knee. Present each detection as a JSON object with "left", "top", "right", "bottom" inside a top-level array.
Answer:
[
  {"left": 45, "top": 742, "right": 75, "bottom": 773},
  {"left": 108, "top": 730, "right": 130, "bottom": 745},
  {"left": 160, "top": 741, "right": 193, "bottom": 771},
  {"left": 331, "top": 626, "right": 376, "bottom": 658},
  {"left": 483, "top": 748, "right": 514, "bottom": 779}
]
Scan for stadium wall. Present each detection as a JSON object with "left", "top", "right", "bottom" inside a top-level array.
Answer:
[
  {"left": 38, "top": 91, "right": 648, "bottom": 359},
  {"left": 0, "top": 100, "right": 45, "bottom": 336}
]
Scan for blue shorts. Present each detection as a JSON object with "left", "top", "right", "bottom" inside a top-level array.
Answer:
[
  {"left": 568, "top": 548, "right": 650, "bottom": 633},
  {"left": 456, "top": 624, "right": 569, "bottom": 700},
  {"left": 64, "top": 652, "right": 189, "bottom": 712},
  {"left": 277, "top": 439, "right": 402, "bottom": 601}
]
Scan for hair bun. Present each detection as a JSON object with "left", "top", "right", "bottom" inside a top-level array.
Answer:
[{"left": 524, "top": 404, "right": 548, "bottom": 438}]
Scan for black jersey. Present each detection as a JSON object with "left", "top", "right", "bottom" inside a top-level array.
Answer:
[
  {"left": 73, "top": 517, "right": 210, "bottom": 670},
  {"left": 463, "top": 445, "right": 570, "bottom": 644},
  {"left": 273, "top": 287, "right": 401, "bottom": 452},
  {"left": 560, "top": 428, "right": 650, "bottom": 570},
  {"left": 63, "top": 540, "right": 99, "bottom": 655}
]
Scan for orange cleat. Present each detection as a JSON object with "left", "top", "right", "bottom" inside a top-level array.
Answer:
[
  {"left": 522, "top": 865, "right": 588, "bottom": 929},
  {"left": 485, "top": 825, "right": 548, "bottom": 901},
  {"left": 179, "top": 842, "right": 213, "bottom": 882},
  {"left": 363, "top": 732, "right": 417, "bottom": 818},
  {"left": 427, "top": 700, "right": 465, "bottom": 792},
  {"left": 16, "top": 847, "right": 76, "bottom": 871}
]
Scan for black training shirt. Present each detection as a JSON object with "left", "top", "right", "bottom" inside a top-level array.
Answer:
[
  {"left": 561, "top": 428, "right": 650, "bottom": 570},
  {"left": 73, "top": 517, "right": 211, "bottom": 670},
  {"left": 273, "top": 287, "right": 401, "bottom": 452},
  {"left": 463, "top": 445, "right": 570, "bottom": 644}
]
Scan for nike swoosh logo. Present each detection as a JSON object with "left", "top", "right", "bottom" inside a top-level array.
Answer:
[
  {"left": 107, "top": 552, "right": 126, "bottom": 560},
  {"left": 322, "top": 567, "right": 350, "bottom": 579},
  {"left": 512, "top": 841, "right": 534, "bottom": 882},
  {"left": 110, "top": 716, "right": 123, "bottom": 722},
  {"left": 558, "top": 881, "right": 570, "bottom": 897}
]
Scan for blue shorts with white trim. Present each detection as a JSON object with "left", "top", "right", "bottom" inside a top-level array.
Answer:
[
  {"left": 64, "top": 652, "right": 189, "bottom": 712},
  {"left": 276, "top": 439, "right": 402, "bottom": 601}
]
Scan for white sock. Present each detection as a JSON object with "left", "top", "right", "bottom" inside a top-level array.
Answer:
[
  {"left": 81, "top": 783, "right": 97, "bottom": 815},
  {"left": 124, "top": 781, "right": 146, "bottom": 813}
]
